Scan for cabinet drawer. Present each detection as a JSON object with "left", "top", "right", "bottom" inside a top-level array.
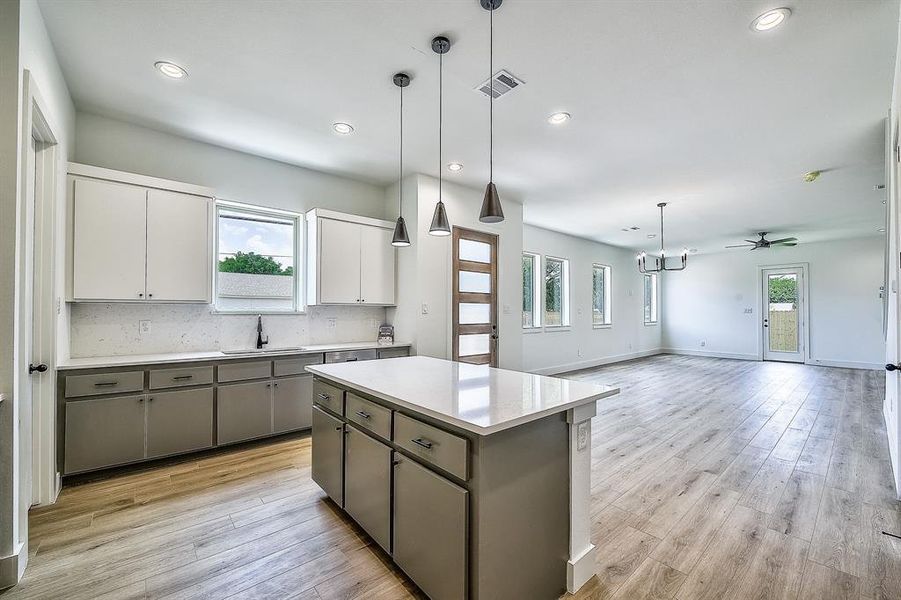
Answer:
[
  {"left": 313, "top": 379, "right": 344, "bottom": 416},
  {"left": 217, "top": 361, "right": 271, "bottom": 383},
  {"left": 377, "top": 347, "right": 409, "bottom": 359},
  {"left": 274, "top": 354, "right": 324, "bottom": 377},
  {"left": 149, "top": 365, "right": 213, "bottom": 389},
  {"left": 345, "top": 393, "right": 391, "bottom": 441},
  {"left": 65, "top": 371, "right": 144, "bottom": 398},
  {"left": 394, "top": 413, "right": 469, "bottom": 481}
]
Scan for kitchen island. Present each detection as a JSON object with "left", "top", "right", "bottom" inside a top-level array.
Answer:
[{"left": 306, "top": 356, "right": 619, "bottom": 600}]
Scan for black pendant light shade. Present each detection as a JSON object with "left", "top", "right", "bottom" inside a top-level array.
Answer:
[
  {"left": 392, "top": 72, "right": 411, "bottom": 247},
  {"left": 429, "top": 201, "right": 451, "bottom": 235},
  {"left": 392, "top": 215, "right": 411, "bottom": 247},
  {"left": 479, "top": 0, "right": 505, "bottom": 224}
]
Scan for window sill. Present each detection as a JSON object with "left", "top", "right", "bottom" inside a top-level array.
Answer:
[
  {"left": 593, "top": 324, "right": 613, "bottom": 329},
  {"left": 644, "top": 322, "right": 659, "bottom": 327},
  {"left": 210, "top": 309, "right": 307, "bottom": 316},
  {"left": 522, "top": 327, "right": 544, "bottom": 334},
  {"left": 543, "top": 326, "right": 572, "bottom": 333}
]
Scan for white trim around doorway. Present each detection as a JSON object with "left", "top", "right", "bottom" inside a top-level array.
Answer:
[{"left": 756, "top": 262, "right": 810, "bottom": 364}]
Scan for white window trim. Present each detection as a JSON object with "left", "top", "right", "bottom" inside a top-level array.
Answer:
[
  {"left": 544, "top": 255, "right": 571, "bottom": 329},
  {"left": 592, "top": 263, "right": 613, "bottom": 328},
  {"left": 213, "top": 200, "right": 305, "bottom": 315},
  {"left": 522, "top": 251, "right": 542, "bottom": 329},
  {"left": 643, "top": 273, "right": 659, "bottom": 325}
]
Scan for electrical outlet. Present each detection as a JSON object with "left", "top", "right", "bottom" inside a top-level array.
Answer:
[
  {"left": 577, "top": 421, "right": 589, "bottom": 451},
  {"left": 327, "top": 318, "right": 337, "bottom": 329},
  {"left": 139, "top": 320, "right": 151, "bottom": 334},
  {"left": 577, "top": 348, "right": 583, "bottom": 358},
  {"left": 421, "top": 303, "right": 429, "bottom": 315},
  {"left": 744, "top": 307, "right": 753, "bottom": 314}
]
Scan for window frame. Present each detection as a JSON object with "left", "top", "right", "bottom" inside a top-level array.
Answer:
[
  {"left": 522, "top": 251, "right": 542, "bottom": 330},
  {"left": 212, "top": 200, "right": 304, "bottom": 315},
  {"left": 643, "top": 273, "right": 659, "bottom": 325},
  {"left": 592, "top": 263, "right": 613, "bottom": 328},
  {"left": 543, "top": 255, "right": 571, "bottom": 329}
]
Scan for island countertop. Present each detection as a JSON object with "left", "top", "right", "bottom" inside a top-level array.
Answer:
[{"left": 306, "top": 355, "right": 619, "bottom": 435}]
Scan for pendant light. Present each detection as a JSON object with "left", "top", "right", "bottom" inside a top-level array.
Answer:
[
  {"left": 479, "top": 0, "right": 504, "bottom": 223},
  {"left": 429, "top": 36, "right": 452, "bottom": 236},
  {"left": 637, "top": 203, "right": 688, "bottom": 273},
  {"left": 391, "top": 72, "right": 412, "bottom": 247}
]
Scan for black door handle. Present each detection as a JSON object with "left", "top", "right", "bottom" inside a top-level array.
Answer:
[
  {"left": 28, "top": 363, "right": 48, "bottom": 375},
  {"left": 887, "top": 363, "right": 901, "bottom": 372}
]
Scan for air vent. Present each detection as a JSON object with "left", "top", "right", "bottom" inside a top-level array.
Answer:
[{"left": 474, "top": 70, "right": 525, "bottom": 99}]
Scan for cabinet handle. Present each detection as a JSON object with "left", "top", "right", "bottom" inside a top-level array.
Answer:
[
  {"left": 355, "top": 410, "right": 371, "bottom": 420},
  {"left": 138, "top": 292, "right": 143, "bottom": 298},
  {"left": 317, "top": 393, "right": 330, "bottom": 400},
  {"left": 172, "top": 375, "right": 193, "bottom": 381},
  {"left": 94, "top": 381, "right": 119, "bottom": 387},
  {"left": 335, "top": 426, "right": 342, "bottom": 431},
  {"left": 345, "top": 358, "right": 358, "bottom": 362},
  {"left": 147, "top": 397, "right": 154, "bottom": 402},
  {"left": 411, "top": 438, "right": 433, "bottom": 450},
  {"left": 273, "top": 383, "right": 279, "bottom": 387},
  {"left": 138, "top": 398, "right": 144, "bottom": 403},
  {"left": 148, "top": 293, "right": 154, "bottom": 298}
]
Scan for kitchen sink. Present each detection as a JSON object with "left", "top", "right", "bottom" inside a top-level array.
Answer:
[{"left": 221, "top": 347, "right": 307, "bottom": 355}]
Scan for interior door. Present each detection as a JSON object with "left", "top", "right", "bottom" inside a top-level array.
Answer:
[
  {"left": 762, "top": 267, "right": 805, "bottom": 363},
  {"left": 146, "top": 189, "right": 210, "bottom": 302},
  {"left": 452, "top": 227, "right": 499, "bottom": 366},
  {"left": 359, "top": 225, "right": 395, "bottom": 305},
  {"left": 72, "top": 178, "right": 147, "bottom": 300}
]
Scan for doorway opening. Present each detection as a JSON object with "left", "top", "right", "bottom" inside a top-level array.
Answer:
[{"left": 761, "top": 265, "right": 807, "bottom": 363}]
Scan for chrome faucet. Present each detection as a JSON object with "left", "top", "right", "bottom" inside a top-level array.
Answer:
[{"left": 256, "top": 315, "right": 269, "bottom": 349}]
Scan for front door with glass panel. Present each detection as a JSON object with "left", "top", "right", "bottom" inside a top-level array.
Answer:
[
  {"left": 762, "top": 267, "right": 805, "bottom": 363},
  {"left": 452, "top": 227, "right": 498, "bottom": 366}
]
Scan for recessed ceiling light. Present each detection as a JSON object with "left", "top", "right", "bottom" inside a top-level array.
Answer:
[
  {"left": 547, "top": 112, "right": 571, "bottom": 125},
  {"left": 878, "top": 227, "right": 886, "bottom": 233},
  {"left": 333, "top": 122, "right": 354, "bottom": 135},
  {"left": 647, "top": 233, "right": 657, "bottom": 239},
  {"left": 751, "top": 8, "right": 791, "bottom": 32},
  {"left": 154, "top": 61, "right": 188, "bottom": 79},
  {"left": 447, "top": 162, "right": 463, "bottom": 172}
]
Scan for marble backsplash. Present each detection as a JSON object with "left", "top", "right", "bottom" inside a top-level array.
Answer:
[{"left": 69, "top": 303, "right": 388, "bottom": 357}]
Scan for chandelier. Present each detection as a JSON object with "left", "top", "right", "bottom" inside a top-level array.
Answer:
[{"left": 637, "top": 202, "right": 687, "bottom": 273}]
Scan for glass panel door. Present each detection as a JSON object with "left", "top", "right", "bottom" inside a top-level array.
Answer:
[
  {"left": 452, "top": 227, "right": 498, "bottom": 366},
  {"left": 762, "top": 267, "right": 805, "bottom": 363}
]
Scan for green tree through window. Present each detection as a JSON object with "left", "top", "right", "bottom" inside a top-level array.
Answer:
[{"left": 218, "top": 251, "right": 293, "bottom": 276}]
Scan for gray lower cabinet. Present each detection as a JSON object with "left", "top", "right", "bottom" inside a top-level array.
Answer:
[
  {"left": 393, "top": 455, "right": 468, "bottom": 600},
  {"left": 218, "top": 381, "right": 273, "bottom": 444},
  {"left": 344, "top": 424, "right": 392, "bottom": 552},
  {"left": 273, "top": 375, "right": 313, "bottom": 433},
  {"left": 146, "top": 388, "right": 214, "bottom": 459},
  {"left": 65, "top": 394, "right": 146, "bottom": 474},
  {"left": 312, "top": 405, "right": 344, "bottom": 506}
]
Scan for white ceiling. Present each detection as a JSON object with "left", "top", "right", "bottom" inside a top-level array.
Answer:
[{"left": 39, "top": 0, "right": 898, "bottom": 253}]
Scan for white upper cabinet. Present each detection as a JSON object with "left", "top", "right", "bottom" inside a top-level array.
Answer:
[
  {"left": 307, "top": 209, "right": 396, "bottom": 306},
  {"left": 73, "top": 179, "right": 148, "bottom": 301},
  {"left": 146, "top": 189, "right": 210, "bottom": 302},
  {"left": 69, "top": 164, "right": 213, "bottom": 303}
]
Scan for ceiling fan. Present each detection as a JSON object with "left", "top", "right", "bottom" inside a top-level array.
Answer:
[{"left": 726, "top": 232, "right": 798, "bottom": 250}]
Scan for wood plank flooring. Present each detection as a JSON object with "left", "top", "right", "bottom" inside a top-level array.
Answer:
[{"left": 2, "top": 355, "right": 898, "bottom": 600}]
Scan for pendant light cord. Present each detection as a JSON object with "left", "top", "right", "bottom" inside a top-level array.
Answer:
[
  {"left": 399, "top": 83, "right": 403, "bottom": 216},
  {"left": 489, "top": 5, "right": 494, "bottom": 182},
  {"left": 439, "top": 52, "right": 443, "bottom": 203},
  {"left": 660, "top": 204, "right": 665, "bottom": 258}
]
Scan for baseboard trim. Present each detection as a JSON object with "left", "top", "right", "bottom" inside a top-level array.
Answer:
[
  {"left": 533, "top": 349, "right": 662, "bottom": 376},
  {"left": 806, "top": 358, "right": 883, "bottom": 370},
  {"left": 660, "top": 348, "right": 760, "bottom": 361},
  {"left": 567, "top": 543, "right": 597, "bottom": 593},
  {"left": 0, "top": 542, "right": 27, "bottom": 590}
]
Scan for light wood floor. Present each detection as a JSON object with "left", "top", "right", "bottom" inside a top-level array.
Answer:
[{"left": 3, "top": 356, "right": 899, "bottom": 600}]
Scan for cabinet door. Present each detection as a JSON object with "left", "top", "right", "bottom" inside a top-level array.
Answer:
[
  {"left": 72, "top": 179, "right": 147, "bottom": 301},
  {"left": 273, "top": 375, "right": 313, "bottom": 433},
  {"left": 65, "top": 395, "right": 146, "bottom": 474},
  {"left": 311, "top": 405, "right": 344, "bottom": 505},
  {"left": 344, "top": 425, "right": 392, "bottom": 552},
  {"left": 146, "top": 189, "right": 211, "bottom": 302},
  {"left": 146, "top": 388, "right": 214, "bottom": 459},
  {"left": 217, "top": 381, "right": 273, "bottom": 444},
  {"left": 394, "top": 455, "right": 468, "bottom": 600},
  {"left": 318, "top": 218, "right": 361, "bottom": 304},
  {"left": 359, "top": 225, "right": 395, "bottom": 305}
]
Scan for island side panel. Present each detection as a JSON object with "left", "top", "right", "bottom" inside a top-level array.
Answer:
[{"left": 470, "top": 412, "right": 570, "bottom": 600}]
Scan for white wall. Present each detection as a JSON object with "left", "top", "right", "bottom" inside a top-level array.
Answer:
[
  {"left": 521, "top": 225, "right": 662, "bottom": 374},
  {"left": 70, "top": 112, "right": 391, "bottom": 356},
  {"left": 662, "top": 237, "right": 885, "bottom": 368},
  {"left": 388, "top": 174, "right": 524, "bottom": 370},
  {"left": 1, "top": 0, "right": 76, "bottom": 586}
]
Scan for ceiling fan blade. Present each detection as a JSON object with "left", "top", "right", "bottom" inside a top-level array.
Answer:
[
  {"left": 725, "top": 244, "right": 754, "bottom": 248},
  {"left": 749, "top": 246, "right": 758, "bottom": 250},
  {"left": 778, "top": 242, "right": 798, "bottom": 246},
  {"left": 743, "top": 240, "right": 759, "bottom": 244},
  {"left": 768, "top": 237, "right": 797, "bottom": 244}
]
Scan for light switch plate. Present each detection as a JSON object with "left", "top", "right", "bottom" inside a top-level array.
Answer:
[
  {"left": 139, "top": 320, "right": 151, "bottom": 334},
  {"left": 577, "top": 421, "right": 589, "bottom": 451},
  {"left": 327, "top": 318, "right": 337, "bottom": 329}
]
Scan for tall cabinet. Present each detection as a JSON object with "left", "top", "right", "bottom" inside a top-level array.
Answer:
[
  {"left": 306, "top": 209, "right": 396, "bottom": 305},
  {"left": 69, "top": 163, "right": 213, "bottom": 303}
]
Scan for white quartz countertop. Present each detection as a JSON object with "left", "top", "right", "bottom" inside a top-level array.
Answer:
[
  {"left": 306, "top": 356, "right": 619, "bottom": 435},
  {"left": 57, "top": 341, "right": 412, "bottom": 370}
]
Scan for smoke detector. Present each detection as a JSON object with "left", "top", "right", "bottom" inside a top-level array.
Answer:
[{"left": 474, "top": 69, "right": 525, "bottom": 99}]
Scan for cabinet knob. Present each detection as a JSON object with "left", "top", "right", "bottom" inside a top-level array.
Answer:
[
  {"left": 147, "top": 397, "right": 154, "bottom": 402},
  {"left": 138, "top": 292, "right": 144, "bottom": 298},
  {"left": 148, "top": 293, "right": 153, "bottom": 298}
]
